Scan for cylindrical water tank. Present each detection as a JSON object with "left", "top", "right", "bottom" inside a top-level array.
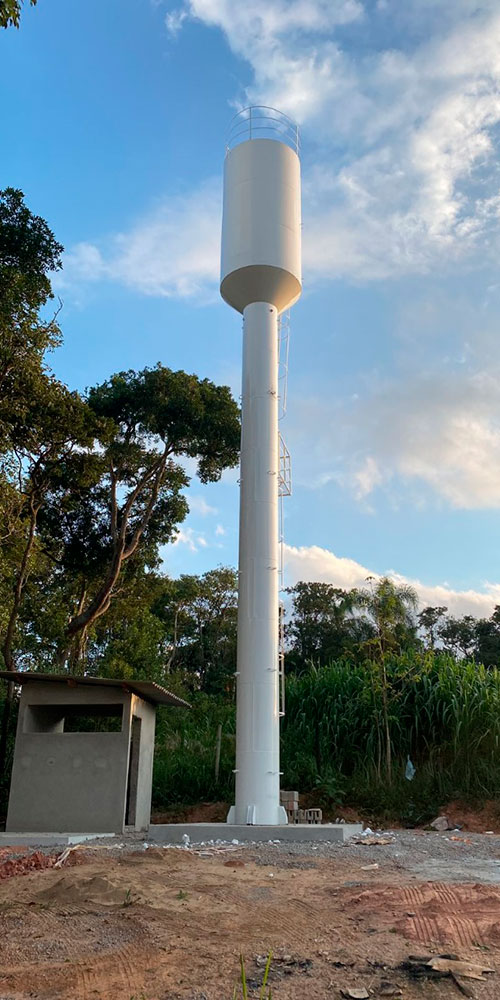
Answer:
[{"left": 220, "top": 128, "right": 302, "bottom": 313}]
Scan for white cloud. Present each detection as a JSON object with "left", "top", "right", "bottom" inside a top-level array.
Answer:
[
  {"left": 165, "top": 0, "right": 500, "bottom": 282},
  {"left": 59, "top": 180, "right": 221, "bottom": 300},
  {"left": 215, "top": 523, "right": 226, "bottom": 536},
  {"left": 189, "top": 495, "right": 218, "bottom": 516},
  {"left": 60, "top": 2, "right": 500, "bottom": 295},
  {"left": 165, "top": 8, "right": 188, "bottom": 35},
  {"left": 172, "top": 527, "right": 208, "bottom": 551},
  {"left": 291, "top": 368, "right": 500, "bottom": 509},
  {"left": 284, "top": 542, "right": 500, "bottom": 617}
]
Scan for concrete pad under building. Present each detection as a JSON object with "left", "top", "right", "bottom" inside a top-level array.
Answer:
[
  {"left": 149, "top": 822, "right": 362, "bottom": 844},
  {"left": 1, "top": 672, "right": 189, "bottom": 835}
]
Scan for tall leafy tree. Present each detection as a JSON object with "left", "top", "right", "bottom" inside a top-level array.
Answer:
[
  {"left": 356, "top": 576, "right": 418, "bottom": 656},
  {"left": 285, "top": 581, "right": 365, "bottom": 670},
  {"left": 1, "top": 379, "right": 103, "bottom": 671},
  {"left": 0, "top": 188, "right": 63, "bottom": 451},
  {"left": 40, "top": 366, "right": 240, "bottom": 666},
  {"left": 153, "top": 567, "right": 238, "bottom": 692},
  {"left": 438, "top": 614, "right": 476, "bottom": 659},
  {"left": 0, "top": 187, "right": 65, "bottom": 773},
  {"left": 418, "top": 605, "right": 448, "bottom": 650}
]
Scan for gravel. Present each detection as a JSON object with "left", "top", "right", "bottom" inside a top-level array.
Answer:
[{"left": 3, "top": 829, "right": 500, "bottom": 884}]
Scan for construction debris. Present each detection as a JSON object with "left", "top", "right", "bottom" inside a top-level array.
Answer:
[
  {"left": 430, "top": 815, "right": 450, "bottom": 831},
  {"left": 340, "top": 989, "right": 369, "bottom": 999},
  {"left": 426, "top": 956, "right": 494, "bottom": 981},
  {"left": 0, "top": 846, "right": 86, "bottom": 881},
  {"left": 399, "top": 954, "right": 494, "bottom": 994}
]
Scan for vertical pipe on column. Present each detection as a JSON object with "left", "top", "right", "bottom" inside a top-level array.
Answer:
[{"left": 228, "top": 301, "right": 287, "bottom": 825}]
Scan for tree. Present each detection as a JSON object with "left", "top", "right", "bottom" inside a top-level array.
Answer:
[
  {"left": 418, "top": 605, "right": 448, "bottom": 650},
  {"left": 40, "top": 366, "right": 240, "bottom": 666},
  {"left": 0, "top": 0, "right": 37, "bottom": 29},
  {"left": 0, "top": 187, "right": 66, "bottom": 775},
  {"left": 85, "top": 572, "right": 169, "bottom": 682},
  {"left": 474, "top": 606, "right": 500, "bottom": 667},
  {"left": 285, "top": 581, "right": 365, "bottom": 670},
  {"left": 356, "top": 576, "right": 418, "bottom": 656},
  {"left": 0, "top": 188, "right": 63, "bottom": 452},
  {"left": 438, "top": 615, "right": 476, "bottom": 659},
  {"left": 0, "top": 380, "right": 103, "bottom": 778},
  {"left": 153, "top": 567, "right": 238, "bottom": 693},
  {"left": 355, "top": 577, "right": 419, "bottom": 782},
  {"left": 1, "top": 378, "right": 103, "bottom": 671}
]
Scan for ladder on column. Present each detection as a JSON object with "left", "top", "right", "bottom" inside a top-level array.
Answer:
[{"left": 277, "top": 310, "right": 292, "bottom": 719}]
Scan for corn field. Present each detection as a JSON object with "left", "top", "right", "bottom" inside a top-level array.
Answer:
[
  {"left": 149, "top": 653, "right": 500, "bottom": 821},
  {"left": 282, "top": 652, "right": 500, "bottom": 819}
]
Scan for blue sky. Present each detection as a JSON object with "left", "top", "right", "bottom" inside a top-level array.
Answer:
[{"left": 3, "top": 0, "right": 500, "bottom": 616}]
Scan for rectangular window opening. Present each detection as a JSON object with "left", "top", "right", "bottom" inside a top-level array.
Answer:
[{"left": 24, "top": 704, "right": 123, "bottom": 733}]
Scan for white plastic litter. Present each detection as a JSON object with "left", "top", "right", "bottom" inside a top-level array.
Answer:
[{"left": 405, "top": 756, "right": 416, "bottom": 781}]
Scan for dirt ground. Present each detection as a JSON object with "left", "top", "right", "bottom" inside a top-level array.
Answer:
[{"left": 1, "top": 832, "right": 500, "bottom": 1000}]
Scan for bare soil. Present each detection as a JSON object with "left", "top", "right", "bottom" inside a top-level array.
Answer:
[
  {"left": 0, "top": 833, "right": 500, "bottom": 999},
  {"left": 152, "top": 798, "right": 500, "bottom": 833}
]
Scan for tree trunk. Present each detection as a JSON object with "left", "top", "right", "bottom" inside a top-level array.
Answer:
[
  {"left": 0, "top": 502, "right": 38, "bottom": 780},
  {"left": 2, "top": 500, "right": 38, "bottom": 671},
  {"left": 61, "top": 450, "right": 168, "bottom": 651}
]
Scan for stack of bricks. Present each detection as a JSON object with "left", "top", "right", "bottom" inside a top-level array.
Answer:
[{"left": 280, "top": 790, "right": 322, "bottom": 825}]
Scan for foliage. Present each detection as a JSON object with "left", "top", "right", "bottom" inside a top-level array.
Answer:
[
  {"left": 282, "top": 651, "right": 500, "bottom": 818},
  {"left": 0, "top": 187, "right": 63, "bottom": 452},
  {"left": 152, "top": 688, "right": 236, "bottom": 810},
  {"left": 0, "top": 0, "right": 36, "bottom": 28},
  {"left": 153, "top": 566, "right": 238, "bottom": 693},
  {"left": 38, "top": 366, "right": 240, "bottom": 665},
  {"left": 146, "top": 651, "right": 500, "bottom": 824},
  {"left": 284, "top": 581, "right": 371, "bottom": 670}
]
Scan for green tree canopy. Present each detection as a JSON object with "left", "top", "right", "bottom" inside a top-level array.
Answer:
[
  {"left": 38, "top": 366, "right": 240, "bottom": 665},
  {"left": 0, "top": 187, "right": 63, "bottom": 452}
]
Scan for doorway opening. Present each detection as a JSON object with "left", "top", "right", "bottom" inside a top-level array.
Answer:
[{"left": 125, "top": 715, "right": 141, "bottom": 827}]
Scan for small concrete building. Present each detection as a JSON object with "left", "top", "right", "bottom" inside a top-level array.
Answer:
[{"left": 1, "top": 672, "right": 189, "bottom": 835}]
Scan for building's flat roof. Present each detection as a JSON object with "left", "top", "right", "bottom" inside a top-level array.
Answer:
[{"left": 0, "top": 672, "right": 190, "bottom": 709}]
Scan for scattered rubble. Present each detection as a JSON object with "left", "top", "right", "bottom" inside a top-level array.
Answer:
[
  {"left": 398, "top": 953, "right": 495, "bottom": 996},
  {"left": 340, "top": 989, "right": 369, "bottom": 999},
  {"left": 430, "top": 815, "right": 451, "bottom": 831},
  {"left": 0, "top": 846, "right": 85, "bottom": 881}
]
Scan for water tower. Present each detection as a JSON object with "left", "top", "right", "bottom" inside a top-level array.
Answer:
[{"left": 221, "top": 107, "right": 302, "bottom": 825}]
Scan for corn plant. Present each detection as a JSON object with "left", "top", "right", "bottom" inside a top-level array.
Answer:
[{"left": 233, "top": 952, "right": 272, "bottom": 1000}]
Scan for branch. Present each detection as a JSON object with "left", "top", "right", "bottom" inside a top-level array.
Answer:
[{"left": 110, "top": 462, "right": 118, "bottom": 543}]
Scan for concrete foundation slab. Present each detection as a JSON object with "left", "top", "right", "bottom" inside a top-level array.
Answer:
[
  {"left": 148, "top": 823, "right": 362, "bottom": 844},
  {"left": 0, "top": 832, "right": 115, "bottom": 848}
]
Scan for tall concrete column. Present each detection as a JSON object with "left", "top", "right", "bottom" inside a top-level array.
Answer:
[{"left": 227, "top": 302, "right": 286, "bottom": 825}]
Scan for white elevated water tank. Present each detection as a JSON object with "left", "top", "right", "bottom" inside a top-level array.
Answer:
[
  {"left": 221, "top": 109, "right": 302, "bottom": 827},
  {"left": 221, "top": 126, "right": 302, "bottom": 313}
]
